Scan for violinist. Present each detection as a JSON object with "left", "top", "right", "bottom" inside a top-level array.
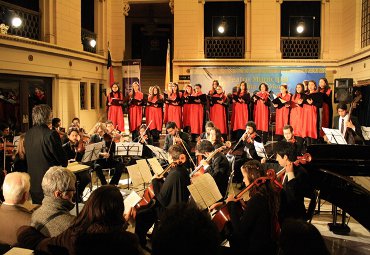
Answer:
[
  {"left": 62, "top": 128, "right": 91, "bottom": 202},
  {"left": 207, "top": 127, "right": 224, "bottom": 150},
  {"left": 128, "top": 81, "right": 144, "bottom": 141},
  {"left": 135, "top": 144, "right": 190, "bottom": 250},
  {"left": 106, "top": 120, "right": 122, "bottom": 142},
  {"left": 52, "top": 118, "right": 67, "bottom": 143},
  {"left": 269, "top": 141, "right": 312, "bottom": 221},
  {"left": 0, "top": 123, "right": 14, "bottom": 175},
  {"left": 89, "top": 123, "right": 124, "bottom": 186},
  {"left": 195, "top": 140, "right": 230, "bottom": 197},
  {"left": 225, "top": 160, "right": 280, "bottom": 255},
  {"left": 282, "top": 125, "right": 303, "bottom": 156},
  {"left": 163, "top": 121, "right": 190, "bottom": 153},
  {"left": 137, "top": 124, "right": 153, "bottom": 158},
  {"left": 252, "top": 83, "right": 270, "bottom": 143},
  {"left": 233, "top": 121, "right": 262, "bottom": 187},
  {"left": 209, "top": 85, "right": 228, "bottom": 137}
]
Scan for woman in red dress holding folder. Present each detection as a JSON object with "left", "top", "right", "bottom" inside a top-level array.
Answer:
[
  {"left": 273, "top": 84, "right": 292, "bottom": 137},
  {"left": 231, "top": 81, "right": 250, "bottom": 140},
  {"left": 209, "top": 85, "right": 228, "bottom": 135},
  {"left": 165, "top": 83, "right": 182, "bottom": 129},
  {"left": 182, "top": 84, "right": 193, "bottom": 133},
  {"left": 146, "top": 85, "right": 163, "bottom": 142},
  {"left": 190, "top": 84, "right": 205, "bottom": 136},
  {"left": 290, "top": 83, "right": 305, "bottom": 138},
  {"left": 107, "top": 83, "right": 125, "bottom": 131},
  {"left": 253, "top": 83, "right": 270, "bottom": 142},
  {"left": 318, "top": 78, "right": 333, "bottom": 138},
  {"left": 128, "top": 82, "right": 144, "bottom": 140}
]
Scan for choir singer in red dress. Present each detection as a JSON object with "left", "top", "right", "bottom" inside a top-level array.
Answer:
[
  {"left": 146, "top": 85, "right": 164, "bottom": 142},
  {"left": 209, "top": 85, "right": 228, "bottom": 136},
  {"left": 273, "top": 84, "right": 292, "bottom": 138},
  {"left": 231, "top": 81, "right": 250, "bottom": 141},
  {"left": 128, "top": 82, "right": 144, "bottom": 140},
  {"left": 252, "top": 83, "right": 270, "bottom": 143},
  {"left": 165, "top": 83, "right": 183, "bottom": 129},
  {"left": 107, "top": 83, "right": 125, "bottom": 131}
]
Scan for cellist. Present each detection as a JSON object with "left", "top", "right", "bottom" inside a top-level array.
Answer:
[
  {"left": 225, "top": 160, "right": 280, "bottom": 255},
  {"left": 135, "top": 144, "right": 190, "bottom": 250}
]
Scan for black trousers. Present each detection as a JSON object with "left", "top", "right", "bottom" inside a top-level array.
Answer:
[
  {"left": 135, "top": 206, "right": 158, "bottom": 247},
  {"left": 94, "top": 158, "right": 124, "bottom": 185}
]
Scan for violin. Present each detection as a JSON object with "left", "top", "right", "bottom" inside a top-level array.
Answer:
[
  {"left": 245, "top": 132, "right": 257, "bottom": 144},
  {"left": 276, "top": 153, "right": 312, "bottom": 181},
  {"left": 190, "top": 145, "right": 228, "bottom": 178},
  {"left": 211, "top": 169, "right": 282, "bottom": 232}
]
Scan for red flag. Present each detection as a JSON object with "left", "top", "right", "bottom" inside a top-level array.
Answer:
[{"left": 107, "top": 49, "right": 115, "bottom": 87}]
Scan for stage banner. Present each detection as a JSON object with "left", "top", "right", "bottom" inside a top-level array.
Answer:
[
  {"left": 122, "top": 59, "right": 141, "bottom": 96},
  {"left": 190, "top": 66, "right": 326, "bottom": 94}
]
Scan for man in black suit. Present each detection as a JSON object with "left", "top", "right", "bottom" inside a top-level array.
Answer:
[
  {"left": 195, "top": 140, "right": 230, "bottom": 197},
  {"left": 332, "top": 103, "right": 364, "bottom": 144},
  {"left": 25, "top": 104, "right": 68, "bottom": 204},
  {"left": 163, "top": 121, "right": 190, "bottom": 153}
]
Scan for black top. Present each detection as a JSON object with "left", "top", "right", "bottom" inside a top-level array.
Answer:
[
  {"left": 228, "top": 193, "right": 277, "bottom": 255},
  {"left": 207, "top": 152, "right": 230, "bottom": 197},
  {"left": 242, "top": 133, "right": 262, "bottom": 160},
  {"left": 62, "top": 141, "right": 83, "bottom": 162},
  {"left": 25, "top": 124, "right": 68, "bottom": 204},
  {"left": 163, "top": 131, "right": 191, "bottom": 152}
]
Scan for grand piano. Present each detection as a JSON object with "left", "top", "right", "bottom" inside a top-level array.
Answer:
[{"left": 306, "top": 144, "right": 370, "bottom": 231}]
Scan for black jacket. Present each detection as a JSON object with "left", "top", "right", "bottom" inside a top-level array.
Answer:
[
  {"left": 207, "top": 152, "right": 230, "bottom": 197},
  {"left": 25, "top": 124, "right": 68, "bottom": 204}
]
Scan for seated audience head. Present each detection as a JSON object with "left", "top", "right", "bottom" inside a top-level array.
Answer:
[
  {"left": 167, "top": 144, "right": 184, "bottom": 163},
  {"left": 196, "top": 139, "right": 214, "bottom": 154},
  {"left": 246, "top": 121, "right": 257, "bottom": 134},
  {"left": 337, "top": 103, "right": 348, "bottom": 117},
  {"left": 166, "top": 121, "right": 178, "bottom": 136},
  {"left": 2, "top": 172, "right": 30, "bottom": 205},
  {"left": 32, "top": 104, "right": 52, "bottom": 126},
  {"left": 152, "top": 203, "right": 220, "bottom": 255},
  {"left": 279, "top": 219, "right": 330, "bottom": 255},
  {"left": 275, "top": 141, "right": 297, "bottom": 165},
  {"left": 283, "top": 125, "right": 294, "bottom": 141},
  {"left": 42, "top": 166, "right": 76, "bottom": 203}
]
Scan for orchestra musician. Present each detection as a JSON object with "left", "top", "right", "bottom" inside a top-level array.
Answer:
[
  {"left": 207, "top": 127, "right": 224, "bottom": 150},
  {"left": 195, "top": 140, "right": 230, "bottom": 197},
  {"left": 128, "top": 81, "right": 144, "bottom": 141},
  {"left": 62, "top": 128, "right": 91, "bottom": 202},
  {"left": 165, "top": 83, "right": 182, "bottom": 129},
  {"left": 52, "top": 118, "right": 67, "bottom": 143},
  {"left": 225, "top": 160, "right": 280, "bottom": 255},
  {"left": 318, "top": 78, "right": 333, "bottom": 139},
  {"left": 89, "top": 123, "right": 124, "bottom": 186},
  {"left": 25, "top": 104, "right": 68, "bottom": 204},
  {"left": 290, "top": 83, "right": 305, "bottom": 144},
  {"left": 253, "top": 83, "right": 270, "bottom": 143},
  {"left": 190, "top": 84, "right": 206, "bottom": 140},
  {"left": 209, "top": 85, "right": 228, "bottom": 137},
  {"left": 282, "top": 125, "right": 303, "bottom": 156},
  {"left": 137, "top": 124, "right": 154, "bottom": 158},
  {"left": 301, "top": 80, "right": 323, "bottom": 146},
  {"left": 231, "top": 81, "right": 251, "bottom": 141},
  {"left": 199, "top": 121, "right": 215, "bottom": 140},
  {"left": 182, "top": 84, "right": 193, "bottom": 133},
  {"left": 134, "top": 144, "right": 190, "bottom": 250},
  {"left": 107, "top": 83, "right": 125, "bottom": 131},
  {"left": 106, "top": 120, "right": 122, "bottom": 142},
  {"left": 70, "top": 117, "right": 87, "bottom": 135},
  {"left": 146, "top": 85, "right": 164, "bottom": 142},
  {"left": 0, "top": 123, "right": 14, "bottom": 174},
  {"left": 332, "top": 103, "right": 364, "bottom": 144},
  {"left": 273, "top": 84, "right": 292, "bottom": 139},
  {"left": 163, "top": 121, "right": 190, "bottom": 153}
]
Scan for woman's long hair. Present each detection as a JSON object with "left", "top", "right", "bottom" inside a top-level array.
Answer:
[
  {"left": 72, "top": 186, "right": 125, "bottom": 233},
  {"left": 242, "top": 160, "right": 280, "bottom": 239},
  {"left": 293, "top": 83, "right": 304, "bottom": 101},
  {"left": 238, "top": 81, "right": 248, "bottom": 96},
  {"left": 13, "top": 133, "right": 26, "bottom": 160},
  {"left": 109, "top": 83, "right": 121, "bottom": 99}
]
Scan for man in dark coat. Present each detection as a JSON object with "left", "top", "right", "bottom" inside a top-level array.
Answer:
[{"left": 25, "top": 104, "right": 68, "bottom": 204}]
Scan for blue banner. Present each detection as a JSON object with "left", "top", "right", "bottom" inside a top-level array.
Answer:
[{"left": 190, "top": 66, "right": 326, "bottom": 94}]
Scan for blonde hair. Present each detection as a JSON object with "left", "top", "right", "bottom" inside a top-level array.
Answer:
[{"left": 3, "top": 172, "right": 30, "bottom": 203}]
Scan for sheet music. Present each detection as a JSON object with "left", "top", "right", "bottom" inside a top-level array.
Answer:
[
  {"left": 115, "top": 142, "right": 143, "bottom": 156},
  {"left": 136, "top": 159, "right": 153, "bottom": 183},
  {"left": 67, "top": 162, "right": 90, "bottom": 173},
  {"left": 188, "top": 173, "right": 222, "bottom": 210},
  {"left": 81, "top": 141, "right": 105, "bottom": 162},
  {"left": 361, "top": 126, "right": 370, "bottom": 140},
  {"left": 146, "top": 145, "right": 168, "bottom": 161},
  {"left": 4, "top": 247, "right": 34, "bottom": 255},
  {"left": 322, "top": 128, "right": 347, "bottom": 144},
  {"left": 126, "top": 164, "right": 144, "bottom": 187},
  {"left": 147, "top": 158, "right": 164, "bottom": 175},
  {"left": 254, "top": 141, "right": 267, "bottom": 158},
  {"left": 123, "top": 191, "right": 142, "bottom": 215},
  {"left": 188, "top": 185, "right": 207, "bottom": 210}
]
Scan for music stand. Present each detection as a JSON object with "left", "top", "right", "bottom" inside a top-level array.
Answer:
[
  {"left": 361, "top": 126, "right": 370, "bottom": 141},
  {"left": 115, "top": 142, "right": 143, "bottom": 156},
  {"left": 146, "top": 145, "right": 168, "bottom": 162},
  {"left": 254, "top": 141, "right": 268, "bottom": 158},
  {"left": 322, "top": 128, "right": 347, "bottom": 144},
  {"left": 81, "top": 141, "right": 105, "bottom": 163}
]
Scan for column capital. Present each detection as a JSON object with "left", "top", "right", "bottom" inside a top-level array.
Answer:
[
  {"left": 123, "top": 1, "right": 130, "bottom": 16},
  {"left": 169, "top": 0, "right": 174, "bottom": 14},
  {"left": 198, "top": 0, "right": 205, "bottom": 4}
]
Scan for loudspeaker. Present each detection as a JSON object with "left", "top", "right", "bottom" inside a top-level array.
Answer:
[{"left": 334, "top": 78, "right": 353, "bottom": 103}]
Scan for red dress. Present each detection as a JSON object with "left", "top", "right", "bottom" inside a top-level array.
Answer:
[
  {"left": 302, "top": 92, "right": 323, "bottom": 139},
  {"left": 209, "top": 93, "right": 228, "bottom": 134},
  {"left": 166, "top": 92, "right": 182, "bottom": 128},
  {"left": 231, "top": 92, "right": 250, "bottom": 131},
  {"left": 253, "top": 91, "right": 270, "bottom": 132},
  {"left": 189, "top": 92, "right": 205, "bottom": 135},
  {"left": 107, "top": 92, "right": 125, "bottom": 131},
  {"left": 182, "top": 92, "right": 192, "bottom": 128},
  {"left": 319, "top": 88, "right": 333, "bottom": 137},
  {"left": 289, "top": 94, "right": 304, "bottom": 137},
  {"left": 146, "top": 95, "right": 163, "bottom": 132},
  {"left": 274, "top": 93, "right": 292, "bottom": 135},
  {"left": 128, "top": 91, "right": 144, "bottom": 132}
]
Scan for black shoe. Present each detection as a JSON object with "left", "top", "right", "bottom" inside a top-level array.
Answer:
[{"left": 142, "top": 245, "right": 152, "bottom": 253}]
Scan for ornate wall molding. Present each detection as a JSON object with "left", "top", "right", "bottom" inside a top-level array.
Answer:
[
  {"left": 123, "top": 1, "right": 130, "bottom": 16},
  {"left": 169, "top": 0, "right": 174, "bottom": 14}
]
